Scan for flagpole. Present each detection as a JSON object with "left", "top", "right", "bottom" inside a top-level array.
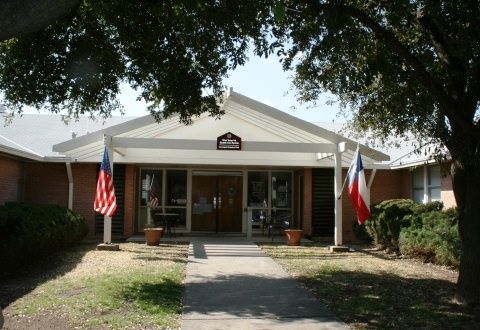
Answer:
[
  {"left": 337, "top": 144, "right": 359, "bottom": 200},
  {"left": 103, "top": 136, "right": 114, "bottom": 244}
]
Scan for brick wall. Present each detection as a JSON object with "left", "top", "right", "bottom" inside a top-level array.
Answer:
[
  {"left": 24, "top": 162, "right": 69, "bottom": 206},
  {"left": 342, "top": 168, "right": 410, "bottom": 243},
  {"left": 72, "top": 163, "right": 97, "bottom": 238},
  {"left": 0, "top": 154, "right": 22, "bottom": 204}
]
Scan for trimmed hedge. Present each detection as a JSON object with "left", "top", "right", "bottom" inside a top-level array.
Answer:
[
  {"left": 355, "top": 199, "right": 460, "bottom": 267},
  {"left": 364, "top": 199, "right": 444, "bottom": 252},
  {"left": 0, "top": 203, "right": 88, "bottom": 267},
  {"left": 399, "top": 208, "right": 460, "bottom": 267},
  {"left": 364, "top": 199, "right": 417, "bottom": 251}
]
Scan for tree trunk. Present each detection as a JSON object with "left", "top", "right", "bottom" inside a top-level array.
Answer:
[{"left": 452, "top": 159, "right": 480, "bottom": 305}]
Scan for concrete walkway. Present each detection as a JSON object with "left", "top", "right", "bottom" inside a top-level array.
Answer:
[{"left": 182, "top": 238, "right": 349, "bottom": 329}]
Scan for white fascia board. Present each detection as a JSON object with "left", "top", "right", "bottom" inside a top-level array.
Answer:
[
  {"left": 0, "top": 145, "right": 44, "bottom": 161},
  {"left": 44, "top": 156, "right": 73, "bottom": 163},
  {"left": 390, "top": 158, "right": 438, "bottom": 169},
  {"left": 228, "top": 91, "right": 390, "bottom": 162},
  {"left": 366, "top": 163, "right": 391, "bottom": 170},
  {"left": 111, "top": 137, "right": 338, "bottom": 153},
  {"left": 53, "top": 115, "right": 156, "bottom": 152}
]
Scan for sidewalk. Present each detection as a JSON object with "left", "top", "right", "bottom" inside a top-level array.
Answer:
[{"left": 182, "top": 238, "right": 349, "bottom": 329}]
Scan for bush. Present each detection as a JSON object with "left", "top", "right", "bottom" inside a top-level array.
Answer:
[
  {"left": 352, "top": 219, "right": 373, "bottom": 244},
  {"left": 0, "top": 203, "right": 88, "bottom": 268},
  {"left": 399, "top": 208, "right": 460, "bottom": 267},
  {"left": 364, "top": 199, "right": 445, "bottom": 252},
  {"left": 364, "top": 199, "right": 418, "bottom": 251}
]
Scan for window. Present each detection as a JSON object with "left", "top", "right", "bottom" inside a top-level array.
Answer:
[
  {"left": 428, "top": 166, "right": 441, "bottom": 202},
  {"left": 271, "top": 172, "right": 292, "bottom": 208},
  {"left": 166, "top": 170, "right": 187, "bottom": 206},
  {"left": 412, "top": 165, "right": 441, "bottom": 204},
  {"left": 166, "top": 170, "right": 187, "bottom": 227},
  {"left": 140, "top": 169, "right": 162, "bottom": 206},
  {"left": 248, "top": 172, "right": 268, "bottom": 207}
]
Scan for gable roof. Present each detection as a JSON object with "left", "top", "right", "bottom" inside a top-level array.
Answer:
[
  {"left": 0, "top": 90, "right": 394, "bottom": 167},
  {"left": 52, "top": 90, "right": 389, "bottom": 166}
]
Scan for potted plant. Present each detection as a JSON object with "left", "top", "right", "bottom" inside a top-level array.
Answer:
[
  {"left": 283, "top": 214, "right": 303, "bottom": 246},
  {"left": 144, "top": 223, "right": 163, "bottom": 246}
]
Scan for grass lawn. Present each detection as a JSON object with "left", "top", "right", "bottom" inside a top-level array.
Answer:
[
  {"left": 1, "top": 242, "right": 188, "bottom": 330},
  {"left": 260, "top": 243, "right": 480, "bottom": 329}
]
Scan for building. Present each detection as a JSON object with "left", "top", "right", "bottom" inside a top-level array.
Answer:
[{"left": 0, "top": 90, "right": 456, "bottom": 243}]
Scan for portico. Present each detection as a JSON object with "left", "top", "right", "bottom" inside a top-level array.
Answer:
[{"left": 52, "top": 89, "right": 389, "bottom": 245}]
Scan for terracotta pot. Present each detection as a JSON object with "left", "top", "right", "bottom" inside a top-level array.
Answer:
[
  {"left": 284, "top": 229, "right": 303, "bottom": 246},
  {"left": 144, "top": 227, "right": 163, "bottom": 246}
]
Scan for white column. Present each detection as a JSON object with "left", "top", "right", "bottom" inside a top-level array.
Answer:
[
  {"left": 103, "top": 135, "right": 114, "bottom": 244},
  {"left": 334, "top": 151, "right": 343, "bottom": 246},
  {"left": 242, "top": 169, "right": 250, "bottom": 237},
  {"left": 423, "top": 165, "right": 428, "bottom": 203}
]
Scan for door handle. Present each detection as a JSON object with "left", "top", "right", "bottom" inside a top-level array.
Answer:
[
  {"left": 218, "top": 194, "right": 222, "bottom": 210},
  {"left": 213, "top": 196, "right": 217, "bottom": 210}
]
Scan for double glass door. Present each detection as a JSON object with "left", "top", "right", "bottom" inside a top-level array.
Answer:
[{"left": 191, "top": 175, "right": 243, "bottom": 232}]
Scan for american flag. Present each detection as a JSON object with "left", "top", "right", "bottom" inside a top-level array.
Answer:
[
  {"left": 94, "top": 146, "right": 117, "bottom": 217},
  {"left": 149, "top": 174, "right": 158, "bottom": 208}
]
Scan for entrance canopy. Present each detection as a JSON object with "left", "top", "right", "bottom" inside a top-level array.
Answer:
[
  {"left": 52, "top": 89, "right": 390, "bottom": 246},
  {"left": 53, "top": 89, "right": 389, "bottom": 167}
]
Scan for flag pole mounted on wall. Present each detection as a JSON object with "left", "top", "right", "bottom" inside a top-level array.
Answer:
[
  {"left": 346, "top": 145, "right": 371, "bottom": 224},
  {"left": 94, "top": 135, "right": 119, "bottom": 250}
]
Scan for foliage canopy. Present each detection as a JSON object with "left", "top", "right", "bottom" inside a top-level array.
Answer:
[{"left": 0, "top": 1, "right": 273, "bottom": 123}]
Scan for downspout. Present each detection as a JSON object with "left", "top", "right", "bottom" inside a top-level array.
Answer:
[
  {"left": 367, "top": 169, "right": 377, "bottom": 189},
  {"left": 66, "top": 162, "right": 73, "bottom": 209}
]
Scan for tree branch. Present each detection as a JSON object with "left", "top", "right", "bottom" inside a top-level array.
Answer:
[
  {"left": 0, "top": 0, "right": 81, "bottom": 42},
  {"left": 315, "top": 3, "right": 480, "bottom": 140},
  {"left": 415, "top": 11, "right": 465, "bottom": 75}
]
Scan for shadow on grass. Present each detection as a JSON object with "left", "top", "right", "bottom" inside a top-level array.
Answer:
[
  {"left": 0, "top": 243, "right": 94, "bottom": 308},
  {"left": 121, "top": 278, "right": 183, "bottom": 315},
  {"left": 296, "top": 270, "right": 480, "bottom": 329}
]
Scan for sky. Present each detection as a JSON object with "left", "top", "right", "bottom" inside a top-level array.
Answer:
[
  {"left": 115, "top": 53, "right": 346, "bottom": 125},
  {"left": 1, "top": 47, "right": 346, "bottom": 125}
]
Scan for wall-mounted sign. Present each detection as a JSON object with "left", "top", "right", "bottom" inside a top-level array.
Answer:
[{"left": 217, "top": 132, "right": 241, "bottom": 150}]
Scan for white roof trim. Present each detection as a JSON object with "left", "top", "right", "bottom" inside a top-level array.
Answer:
[
  {"left": 391, "top": 158, "right": 439, "bottom": 169},
  {"left": 0, "top": 145, "right": 44, "bottom": 161},
  {"left": 52, "top": 90, "right": 390, "bottom": 162}
]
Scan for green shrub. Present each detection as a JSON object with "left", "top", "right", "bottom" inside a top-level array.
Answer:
[
  {"left": 364, "top": 199, "right": 445, "bottom": 252},
  {"left": 399, "top": 208, "right": 460, "bottom": 267},
  {"left": 365, "top": 199, "right": 418, "bottom": 251},
  {"left": 352, "top": 219, "right": 373, "bottom": 244},
  {"left": 0, "top": 203, "right": 88, "bottom": 268}
]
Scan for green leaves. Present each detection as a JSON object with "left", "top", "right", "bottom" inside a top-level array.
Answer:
[
  {"left": 273, "top": 4, "right": 286, "bottom": 23},
  {"left": 0, "top": 0, "right": 274, "bottom": 122}
]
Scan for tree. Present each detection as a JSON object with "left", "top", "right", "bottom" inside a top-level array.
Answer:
[
  {"left": 271, "top": 1, "right": 479, "bottom": 305},
  {"left": 0, "top": 0, "right": 273, "bottom": 122},
  {"left": 0, "top": 0, "right": 81, "bottom": 42},
  {"left": 1, "top": 0, "right": 479, "bottom": 305}
]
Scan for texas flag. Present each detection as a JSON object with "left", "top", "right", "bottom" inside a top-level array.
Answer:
[{"left": 348, "top": 147, "right": 371, "bottom": 224}]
